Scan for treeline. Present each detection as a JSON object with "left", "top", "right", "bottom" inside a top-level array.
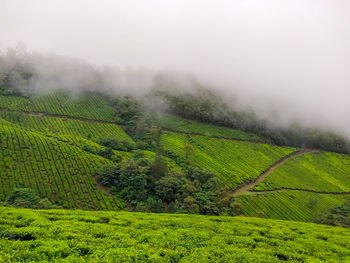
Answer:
[
  {"left": 155, "top": 89, "right": 350, "bottom": 154},
  {"left": 0, "top": 49, "right": 32, "bottom": 96},
  {"left": 111, "top": 95, "right": 160, "bottom": 151}
]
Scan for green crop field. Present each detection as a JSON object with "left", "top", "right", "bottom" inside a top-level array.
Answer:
[
  {"left": 253, "top": 152, "right": 350, "bottom": 193},
  {"left": 0, "top": 118, "right": 122, "bottom": 210},
  {"left": 0, "top": 110, "right": 134, "bottom": 147},
  {"left": 160, "top": 131, "right": 296, "bottom": 188},
  {"left": 31, "top": 92, "right": 115, "bottom": 122},
  {"left": 0, "top": 207, "right": 349, "bottom": 263},
  {"left": 0, "top": 91, "right": 349, "bottom": 234},
  {"left": 238, "top": 190, "right": 350, "bottom": 222},
  {"left": 0, "top": 91, "right": 115, "bottom": 121},
  {"left": 156, "top": 114, "right": 262, "bottom": 141}
]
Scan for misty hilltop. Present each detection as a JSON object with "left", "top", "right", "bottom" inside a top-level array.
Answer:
[
  {"left": 2, "top": 0, "right": 350, "bottom": 138},
  {"left": 1, "top": 48, "right": 350, "bottom": 154}
]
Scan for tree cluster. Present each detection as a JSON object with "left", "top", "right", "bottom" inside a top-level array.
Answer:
[
  {"left": 112, "top": 95, "right": 160, "bottom": 151},
  {"left": 318, "top": 200, "right": 350, "bottom": 228},
  {"left": 96, "top": 153, "right": 241, "bottom": 216}
]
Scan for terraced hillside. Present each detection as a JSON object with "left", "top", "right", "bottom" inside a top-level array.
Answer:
[
  {"left": 0, "top": 118, "right": 122, "bottom": 210},
  {"left": 238, "top": 191, "right": 349, "bottom": 222},
  {"left": 0, "top": 91, "right": 115, "bottom": 121},
  {"left": 156, "top": 113, "right": 262, "bottom": 141},
  {"left": 0, "top": 207, "right": 349, "bottom": 262},
  {"left": 0, "top": 110, "right": 134, "bottom": 148},
  {"left": 160, "top": 131, "right": 296, "bottom": 188},
  {"left": 233, "top": 150, "right": 350, "bottom": 222},
  {"left": 0, "top": 92, "right": 349, "bottom": 225}
]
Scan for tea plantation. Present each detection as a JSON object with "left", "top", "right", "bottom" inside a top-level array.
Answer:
[
  {"left": 156, "top": 113, "right": 262, "bottom": 141},
  {"left": 160, "top": 131, "right": 296, "bottom": 188},
  {"left": 253, "top": 151, "right": 350, "bottom": 193},
  {"left": 0, "top": 118, "right": 122, "bottom": 210},
  {"left": 238, "top": 190, "right": 350, "bottom": 222},
  {"left": 0, "top": 207, "right": 349, "bottom": 262},
  {"left": 0, "top": 92, "right": 349, "bottom": 228}
]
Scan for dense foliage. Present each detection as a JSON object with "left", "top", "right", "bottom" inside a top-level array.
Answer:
[
  {"left": 111, "top": 95, "right": 161, "bottom": 151},
  {"left": 318, "top": 200, "right": 350, "bottom": 228},
  {"left": 96, "top": 154, "right": 239, "bottom": 216},
  {"left": 4, "top": 188, "right": 57, "bottom": 209}
]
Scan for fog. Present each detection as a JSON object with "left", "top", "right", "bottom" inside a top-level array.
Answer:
[{"left": 1, "top": 0, "right": 350, "bottom": 137}]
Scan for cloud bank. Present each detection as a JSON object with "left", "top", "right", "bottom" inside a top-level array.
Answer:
[{"left": 1, "top": 0, "right": 350, "bottom": 137}]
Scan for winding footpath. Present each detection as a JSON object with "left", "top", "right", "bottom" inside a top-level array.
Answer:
[
  {"left": 232, "top": 149, "right": 319, "bottom": 195},
  {"left": 247, "top": 188, "right": 350, "bottom": 195}
]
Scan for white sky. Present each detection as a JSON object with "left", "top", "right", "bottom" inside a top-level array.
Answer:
[{"left": 1, "top": 0, "right": 350, "bottom": 136}]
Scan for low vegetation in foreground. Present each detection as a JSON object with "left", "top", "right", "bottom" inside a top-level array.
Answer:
[{"left": 0, "top": 207, "right": 349, "bottom": 262}]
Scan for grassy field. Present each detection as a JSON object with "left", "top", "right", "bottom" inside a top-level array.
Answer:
[
  {"left": 253, "top": 152, "right": 350, "bottom": 193},
  {"left": 238, "top": 190, "right": 349, "bottom": 222},
  {"left": 156, "top": 114, "right": 262, "bottom": 141},
  {"left": 0, "top": 110, "right": 134, "bottom": 147},
  {"left": 0, "top": 118, "right": 122, "bottom": 210},
  {"left": 160, "top": 132, "right": 296, "bottom": 188},
  {"left": 0, "top": 207, "right": 349, "bottom": 262}
]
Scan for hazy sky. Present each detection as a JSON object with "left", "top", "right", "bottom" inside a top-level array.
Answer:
[{"left": 1, "top": 0, "right": 350, "bottom": 136}]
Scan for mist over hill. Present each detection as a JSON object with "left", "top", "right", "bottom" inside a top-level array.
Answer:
[{"left": 1, "top": 0, "right": 350, "bottom": 139}]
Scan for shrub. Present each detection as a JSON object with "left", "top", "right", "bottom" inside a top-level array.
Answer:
[
  {"left": 6, "top": 188, "right": 55, "bottom": 209},
  {"left": 6, "top": 188, "right": 41, "bottom": 208},
  {"left": 97, "top": 147, "right": 114, "bottom": 159}
]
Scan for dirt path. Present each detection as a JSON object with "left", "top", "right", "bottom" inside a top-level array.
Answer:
[
  {"left": 232, "top": 149, "right": 319, "bottom": 195},
  {"left": 246, "top": 188, "right": 350, "bottom": 195}
]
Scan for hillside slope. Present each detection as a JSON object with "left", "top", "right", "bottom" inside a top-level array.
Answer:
[
  {"left": 0, "top": 118, "right": 122, "bottom": 210},
  {"left": 160, "top": 131, "right": 296, "bottom": 188},
  {"left": 0, "top": 92, "right": 349, "bottom": 225},
  {"left": 253, "top": 151, "right": 350, "bottom": 193}
]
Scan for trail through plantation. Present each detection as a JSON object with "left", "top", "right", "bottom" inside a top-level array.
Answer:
[
  {"left": 245, "top": 188, "right": 350, "bottom": 195},
  {"left": 232, "top": 149, "right": 319, "bottom": 195}
]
